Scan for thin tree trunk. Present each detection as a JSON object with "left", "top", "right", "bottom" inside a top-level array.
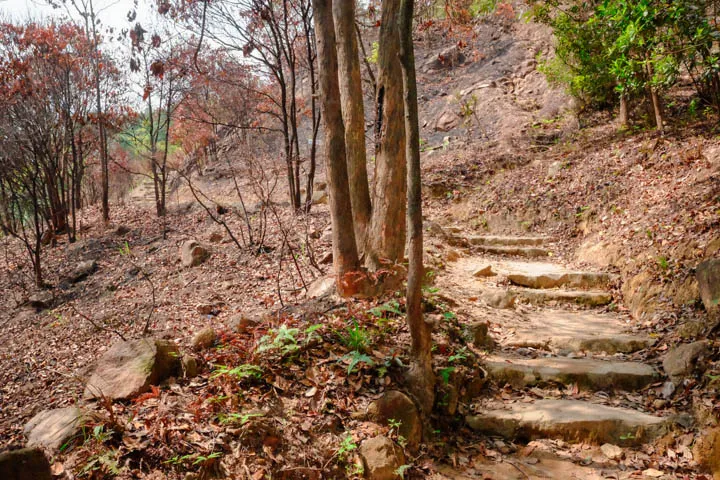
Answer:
[
  {"left": 312, "top": 0, "right": 361, "bottom": 295},
  {"left": 399, "top": 0, "right": 434, "bottom": 416},
  {"left": 618, "top": 92, "right": 629, "bottom": 128},
  {"left": 365, "top": 0, "right": 407, "bottom": 270},
  {"left": 645, "top": 59, "right": 664, "bottom": 133},
  {"left": 333, "top": 0, "right": 372, "bottom": 255}
]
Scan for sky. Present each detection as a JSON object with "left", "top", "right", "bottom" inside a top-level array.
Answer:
[{"left": 0, "top": 0, "right": 154, "bottom": 35}]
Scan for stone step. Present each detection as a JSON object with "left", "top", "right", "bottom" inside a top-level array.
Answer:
[
  {"left": 514, "top": 287, "right": 612, "bottom": 307},
  {"left": 508, "top": 271, "right": 616, "bottom": 290},
  {"left": 503, "top": 311, "right": 654, "bottom": 354},
  {"left": 468, "top": 235, "right": 550, "bottom": 247},
  {"left": 474, "top": 245, "right": 552, "bottom": 258},
  {"left": 466, "top": 399, "right": 667, "bottom": 446},
  {"left": 484, "top": 355, "right": 659, "bottom": 391}
]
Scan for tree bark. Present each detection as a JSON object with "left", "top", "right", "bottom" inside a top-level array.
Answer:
[
  {"left": 645, "top": 59, "right": 664, "bottom": 133},
  {"left": 313, "top": 0, "right": 361, "bottom": 294},
  {"left": 618, "top": 92, "right": 629, "bottom": 128},
  {"left": 365, "top": 0, "right": 407, "bottom": 270},
  {"left": 333, "top": 0, "right": 372, "bottom": 255},
  {"left": 399, "top": 0, "right": 434, "bottom": 415}
]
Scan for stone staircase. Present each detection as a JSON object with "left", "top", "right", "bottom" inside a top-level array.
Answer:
[
  {"left": 128, "top": 177, "right": 157, "bottom": 205},
  {"left": 438, "top": 231, "right": 670, "bottom": 449}
]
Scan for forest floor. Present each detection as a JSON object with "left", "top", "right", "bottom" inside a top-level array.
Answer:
[{"left": 2, "top": 7, "right": 720, "bottom": 480}]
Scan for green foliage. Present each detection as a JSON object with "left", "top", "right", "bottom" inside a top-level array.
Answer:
[
  {"left": 217, "top": 412, "right": 264, "bottom": 425},
  {"left": 531, "top": 0, "right": 720, "bottom": 115},
  {"left": 339, "top": 321, "right": 371, "bottom": 352},
  {"left": 257, "top": 323, "right": 322, "bottom": 356},
  {"left": 211, "top": 363, "right": 263, "bottom": 380},
  {"left": 367, "top": 41, "right": 379, "bottom": 64},
  {"left": 368, "top": 301, "right": 402, "bottom": 318},
  {"left": 342, "top": 350, "right": 374, "bottom": 375},
  {"left": 470, "top": 0, "right": 498, "bottom": 17},
  {"left": 337, "top": 434, "right": 358, "bottom": 460}
]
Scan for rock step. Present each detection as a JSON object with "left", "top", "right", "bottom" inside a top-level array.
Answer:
[
  {"left": 468, "top": 235, "right": 550, "bottom": 247},
  {"left": 504, "top": 311, "right": 654, "bottom": 355},
  {"left": 508, "top": 271, "right": 616, "bottom": 290},
  {"left": 484, "top": 355, "right": 659, "bottom": 391},
  {"left": 466, "top": 399, "right": 667, "bottom": 446},
  {"left": 474, "top": 245, "right": 551, "bottom": 258},
  {"left": 513, "top": 287, "right": 612, "bottom": 307}
]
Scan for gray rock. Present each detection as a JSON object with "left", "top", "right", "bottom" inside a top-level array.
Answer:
[
  {"left": 367, "top": 391, "right": 421, "bottom": 449},
  {"left": 697, "top": 259, "right": 720, "bottom": 313},
  {"left": 0, "top": 448, "right": 51, "bottom": 480},
  {"left": 470, "top": 321, "right": 496, "bottom": 350},
  {"left": 228, "top": 315, "right": 259, "bottom": 334},
  {"left": 311, "top": 190, "right": 328, "bottom": 205},
  {"left": 663, "top": 341, "right": 709, "bottom": 384},
  {"left": 69, "top": 260, "right": 97, "bottom": 283},
  {"left": 427, "top": 44, "right": 466, "bottom": 70},
  {"left": 181, "top": 240, "right": 209, "bottom": 267},
  {"left": 28, "top": 291, "right": 53, "bottom": 310},
  {"left": 359, "top": 436, "right": 405, "bottom": 480},
  {"left": 548, "top": 160, "right": 563, "bottom": 178},
  {"left": 24, "top": 407, "right": 86, "bottom": 451},
  {"left": 84, "top": 338, "right": 180, "bottom": 400}
]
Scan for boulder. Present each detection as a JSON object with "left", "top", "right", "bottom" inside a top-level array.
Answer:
[
  {"left": 697, "top": 259, "right": 720, "bottom": 314},
  {"left": 367, "top": 391, "right": 421, "bottom": 449},
  {"left": 191, "top": 328, "right": 217, "bottom": 350},
  {"left": 0, "top": 448, "right": 51, "bottom": 480},
  {"left": 663, "top": 341, "right": 709, "bottom": 384},
  {"left": 307, "top": 276, "right": 335, "bottom": 299},
  {"left": 472, "top": 265, "right": 495, "bottom": 278},
  {"left": 693, "top": 427, "right": 720, "bottom": 479},
  {"left": 24, "top": 407, "right": 86, "bottom": 451},
  {"left": 84, "top": 338, "right": 180, "bottom": 400},
  {"left": 28, "top": 291, "right": 53, "bottom": 310},
  {"left": 600, "top": 443, "right": 624, "bottom": 460},
  {"left": 358, "top": 436, "right": 405, "bottom": 480},
  {"left": 69, "top": 260, "right": 97, "bottom": 283},
  {"left": 181, "top": 240, "right": 209, "bottom": 267}
]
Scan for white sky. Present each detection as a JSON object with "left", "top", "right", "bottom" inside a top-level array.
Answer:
[{"left": 0, "top": 0, "right": 153, "bottom": 36}]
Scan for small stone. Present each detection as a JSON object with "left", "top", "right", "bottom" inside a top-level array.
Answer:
[
  {"left": 311, "top": 190, "right": 328, "bottom": 205},
  {"left": 319, "top": 251, "right": 333, "bottom": 264},
  {"left": 473, "top": 265, "right": 495, "bottom": 277},
  {"left": 181, "top": 354, "right": 198, "bottom": 378},
  {"left": 445, "top": 249, "right": 460, "bottom": 262},
  {"left": 307, "top": 276, "right": 335, "bottom": 299},
  {"left": 642, "top": 468, "right": 664, "bottom": 477},
  {"left": 69, "top": 260, "right": 97, "bottom": 283},
  {"left": 600, "top": 443, "right": 623, "bottom": 460},
  {"left": 181, "top": 240, "right": 209, "bottom": 267},
  {"left": 192, "top": 328, "right": 217, "bottom": 350},
  {"left": 548, "top": 160, "right": 563, "bottom": 178},
  {"left": 24, "top": 407, "right": 87, "bottom": 451},
  {"left": 196, "top": 304, "right": 217, "bottom": 316},
  {"left": 112, "top": 225, "right": 130, "bottom": 236},
  {"left": 229, "top": 315, "right": 259, "bottom": 334},
  {"left": 28, "top": 291, "right": 53, "bottom": 310},
  {"left": 663, "top": 341, "right": 709, "bottom": 384},
  {"left": 469, "top": 321, "right": 495, "bottom": 350},
  {"left": 653, "top": 399, "right": 668, "bottom": 409},
  {"left": 367, "top": 391, "right": 422, "bottom": 449},
  {"left": 0, "top": 448, "right": 51, "bottom": 480},
  {"left": 359, "top": 436, "right": 405, "bottom": 480}
]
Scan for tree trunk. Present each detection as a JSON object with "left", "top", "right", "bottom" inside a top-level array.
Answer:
[
  {"left": 645, "top": 59, "right": 664, "bottom": 133},
  {"left": 333, "top": 0, "right": 372, "bottom": 255},
  {"left": 366, "top": 0, "right": 407, "bottom": 270},
  {"left": 312, "top": 0, "right": 361, "bottom": 294},
  {"left": 618, "top": 92, "right": 629, "bottom": 128},
  {"left": 399, "top": 0, "right": 434, "bottom": 416}
]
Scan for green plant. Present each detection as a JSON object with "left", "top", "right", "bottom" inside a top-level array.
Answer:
[
  {"left": 217, "top": 412, "right": 264, "bottom": 425},
  {"left": 395, "top": 464, "right": 411, "bottom": 479},
  {"left": 337, "top": 434, "right": 358, "bottom": 461},
  {"left": 257, "top": 324, "right": 301, "bottom": 354},
  {"left": 439, "top": 366, "right": 455, "bottom": 385},
  {"left": 211, "top": 363, "right": 263, "bottom": 380},
  {"left": 448, "top": 347, "right": 468, "bottom": 364},
  {"left": 80, "top": 450, "right": 121, "bottom": 477},
  {"left": 342, "top": 350, "right": 374, "bottom": 374},
  {"left": 367, "top": 41, "right": 379, "bottom": 64},
  {"left": 657, "top": 256, "right": 670, "bottom": 271},
  {"left": 470, "top": 0, "right": 498, "bottom": 17},
  {"left": 368, "top": 301, "right": 402, "bottom": 318},
  {"left": 339, "top": 322, "right": 371, "bottom": 352}
]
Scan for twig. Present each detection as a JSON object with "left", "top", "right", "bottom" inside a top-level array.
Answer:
[{"left": 69, "top": 303, "right": 126, "bottom": 341}]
